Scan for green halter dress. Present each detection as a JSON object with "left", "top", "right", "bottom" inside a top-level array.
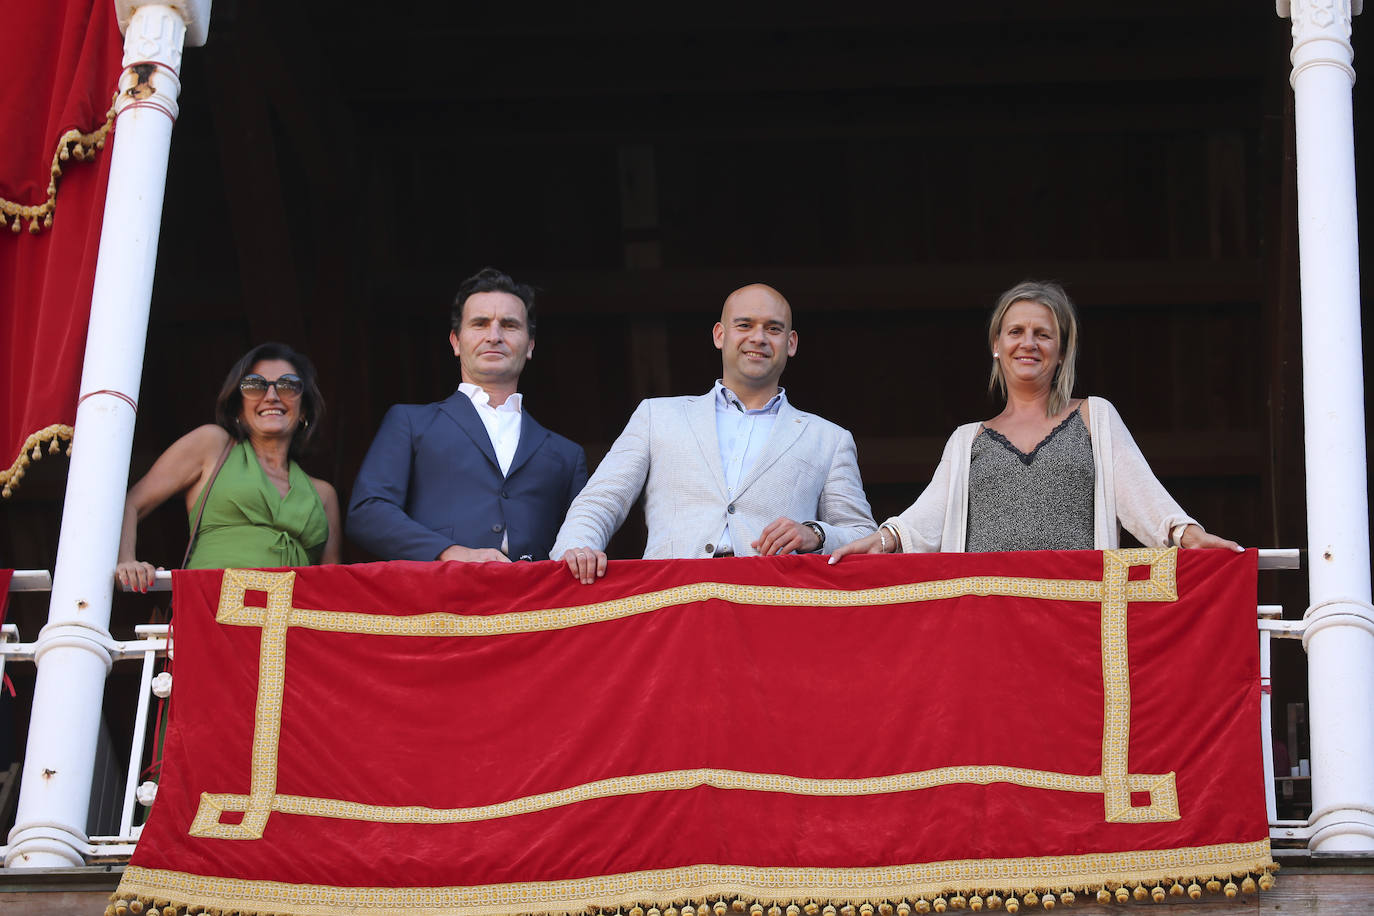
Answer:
[{"left": 186, "top": 440, "right": 329, "bottom": 569}]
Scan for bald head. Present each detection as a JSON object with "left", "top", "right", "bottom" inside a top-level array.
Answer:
[
  {"left": 713, "top": 283, "right": 798, "bottom": 407},
  {"left": 721, "top": 283, "right": 792, "bottom": 327}
]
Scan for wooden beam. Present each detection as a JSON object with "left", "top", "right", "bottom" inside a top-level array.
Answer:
[{"left": 346, "top": 259, "right": 1263, "bottom": 317}]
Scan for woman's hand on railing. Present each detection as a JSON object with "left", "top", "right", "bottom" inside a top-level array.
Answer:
[
  {"left": 559, "top": 547, "right": 607, "bottom": 585},
  {"left": 1179, "top": 524, "right": 1244, "bottom": 552},
  {"left": 116, "top": 559, "right": 161, "bottom": 593},
  {"left": 828, "top": 528, "right": 894, "bottom": 564}
]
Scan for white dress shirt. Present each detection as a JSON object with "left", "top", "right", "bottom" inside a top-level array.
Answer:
[
  {"left": 459, "top": 383, "right": 523, "bottom": 555},
  {"left": 712, "top": 380, "right": 785, "bottom": 553},
  {"left": 458, "top": 382, "right": 523, "bottom": 476}
]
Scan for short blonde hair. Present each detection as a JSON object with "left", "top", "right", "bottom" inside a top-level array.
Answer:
[{"left": 987, "top": 280, "right": 1079, "bottom": 417}]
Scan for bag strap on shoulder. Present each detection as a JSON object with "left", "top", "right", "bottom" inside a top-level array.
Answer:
[{"left": 182, "top": 439, "right": 235, "bottom": 569}]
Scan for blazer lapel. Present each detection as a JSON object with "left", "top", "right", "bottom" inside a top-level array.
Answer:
[
  {"left": 506, "top": 410, "right": 550, "bottom": 478},
  {"left": 437, "top": 390, "right": 500, "bottom": 472},
  {"left": 735, "top": 400, "right": 808, "bottom": 497},
  {"left": 688, "top": 390, "right": 729, "bottom": 499}
]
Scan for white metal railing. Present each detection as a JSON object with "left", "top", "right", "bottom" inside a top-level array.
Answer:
[
  {"left": 1, "top": 572, "right": 170, "bottom": 859},
  {"left": 0, "top": 624, "right": 18, "bottom": 692},
  {"left": 1254, "top": 548, "right": 1314, "bottom": 845},
  {"left": 1, "top": 550, "right": 1309, "bottom": 861},
  {"left": 90, "top": 623, "right": 171, "bottom": 858},
  {"left": 127, "top": 568, "right": 173, "bottom": 592},
  {"left": 6, "top": 570, "right": 53, "bottom": 592}
]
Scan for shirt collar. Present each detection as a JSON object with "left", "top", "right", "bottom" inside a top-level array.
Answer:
[
  {"left": 713, "top": 379, "right": 786, "bottom": 414},
  {"left": 459, "top": 382, "right": 523, "bottom": 413}
]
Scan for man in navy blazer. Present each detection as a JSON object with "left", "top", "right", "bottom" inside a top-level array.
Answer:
[{"left": 348, "top": 268, "right": 588, "bottom": 562}]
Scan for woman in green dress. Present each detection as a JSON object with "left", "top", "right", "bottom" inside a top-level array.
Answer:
[{"left": 115, "top": 343, "right": 342, "bottom": 591}]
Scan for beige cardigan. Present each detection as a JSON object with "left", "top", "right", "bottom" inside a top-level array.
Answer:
[{"left": 884, "top": 396, "right": 1198, "bottom": 552}]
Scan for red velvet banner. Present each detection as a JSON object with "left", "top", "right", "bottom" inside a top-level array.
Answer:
[
  {"left": 116, "top": 549, "right": 1273, "bottom": 915},
  {"left": 0, "top": 569, "right": 11, "bottom": 626},
  {"left": 0, "top": 0, "right": 122, "bottom": 497}
]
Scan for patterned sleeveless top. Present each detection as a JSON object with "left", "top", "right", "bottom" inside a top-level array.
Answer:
[{"left": 966, "top": 408, "right": 1095, "bottom": 552}]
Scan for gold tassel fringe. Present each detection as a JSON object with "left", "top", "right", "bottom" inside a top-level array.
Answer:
[
  {"left": 0, "top": 94, "right": 117, "bottom": 238},
  {"left": 1, "top": 424, "right": 74, "bottom": 497},
  {"left": 108, "top": 864, "right": 1280, "bottom": 916}
]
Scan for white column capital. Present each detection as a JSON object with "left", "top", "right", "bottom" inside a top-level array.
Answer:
[
  {"left": 114, "top": 0, "right": 213, "bottom": 50},
  {"left": 1278, "top": 0, "right": 1359, "bottom": 86},
  {"left": 1276, "top": 0, "right": 1364, "bottom": 19},
  {"left": 114, "top": 7, "right": 186, "bottom": 122}
]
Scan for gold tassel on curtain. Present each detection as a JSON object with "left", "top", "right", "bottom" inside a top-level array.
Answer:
[
  {"left": 0, "top": 94, "right": 116, "bottom": 236},
  {"left": 1, "top": 425, "right": 74, "bottom": 497},
  {"left": 106, "top": 863, "right": 1280, "bottom": 916},
  {"left": 0, "top": 96, "right": 117, "bottom": 496}
]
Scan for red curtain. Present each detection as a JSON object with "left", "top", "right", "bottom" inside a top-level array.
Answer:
[
  {"left": 0, "top": 0, "right": 123, "bottom": 497},
  {"left": 116, "top": 549, "right": 1273, "bottom": 916}
]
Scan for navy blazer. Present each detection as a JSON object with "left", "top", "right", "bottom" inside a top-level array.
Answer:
[{"left": 347, "top": 390, "right": 588, "bottom": 561}]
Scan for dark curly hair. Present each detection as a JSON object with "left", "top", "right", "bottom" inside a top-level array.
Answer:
[{"left": 213, "top": 342, "right": 324, "bottom": 458}]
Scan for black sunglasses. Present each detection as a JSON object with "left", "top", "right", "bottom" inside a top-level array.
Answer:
[{"left": 239, "top": 373, "right": 304, "bottom": 399}]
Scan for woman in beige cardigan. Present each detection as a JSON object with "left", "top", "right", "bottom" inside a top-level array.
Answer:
[{"left": 831, "top": 280, "right": 1242, "bottom": 560}]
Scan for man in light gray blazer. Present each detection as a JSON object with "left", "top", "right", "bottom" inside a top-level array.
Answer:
[{"left": 553, "top": 283, "right": 875, "bottom": 583}]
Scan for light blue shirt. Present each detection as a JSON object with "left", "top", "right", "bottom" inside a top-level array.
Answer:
[{"left": 712, "top": 380, "right": 785, "bottom": 553}]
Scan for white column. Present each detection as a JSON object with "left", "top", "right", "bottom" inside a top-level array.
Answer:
[
  {"left": 5, "top": 0, "right": 211, "bottom": 869},
  {"left": 1278, "top": 0, "right": 1374, "bottom": 852}
]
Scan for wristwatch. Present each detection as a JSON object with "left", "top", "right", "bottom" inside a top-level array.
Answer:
[{"left": 801, "top": 521, "right": 825, "bottom": 553}]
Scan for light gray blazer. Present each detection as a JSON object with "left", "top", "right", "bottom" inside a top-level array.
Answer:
[{"left": 551, "top": 390, "right": 876, "bottom": 559}]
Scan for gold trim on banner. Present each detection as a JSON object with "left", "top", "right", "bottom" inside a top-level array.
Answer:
[
  {"left": 189, "top": 551, "right": 1181, "bottom": 842},
  {"left": 0, "top": 424, "right": 74, "bottom": 498},
  {"left": 0, "top": 96, "right": 116, "bottom": 236},
  {"left": 194, "top": 764, "right": 1173, "bottom": 826},
  {"left": 116, "top": 840, "right": 1276, "bottom": 916},
  {"left": 212, "top": 563, "right": 1167, "bottom": 636}
]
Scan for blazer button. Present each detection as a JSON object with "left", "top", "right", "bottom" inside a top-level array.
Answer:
[
  {"left": 705, "top": 543, "right": 714, "bottom": 555},
  {"left": 491, "top": 523, "right": 504, "bottom": 533},
  {"left": 727, "top": 503, "right": 736, "bottom": 514},
  {"left": 501, "top": 489, "right": 510, "bottom": 499}
]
